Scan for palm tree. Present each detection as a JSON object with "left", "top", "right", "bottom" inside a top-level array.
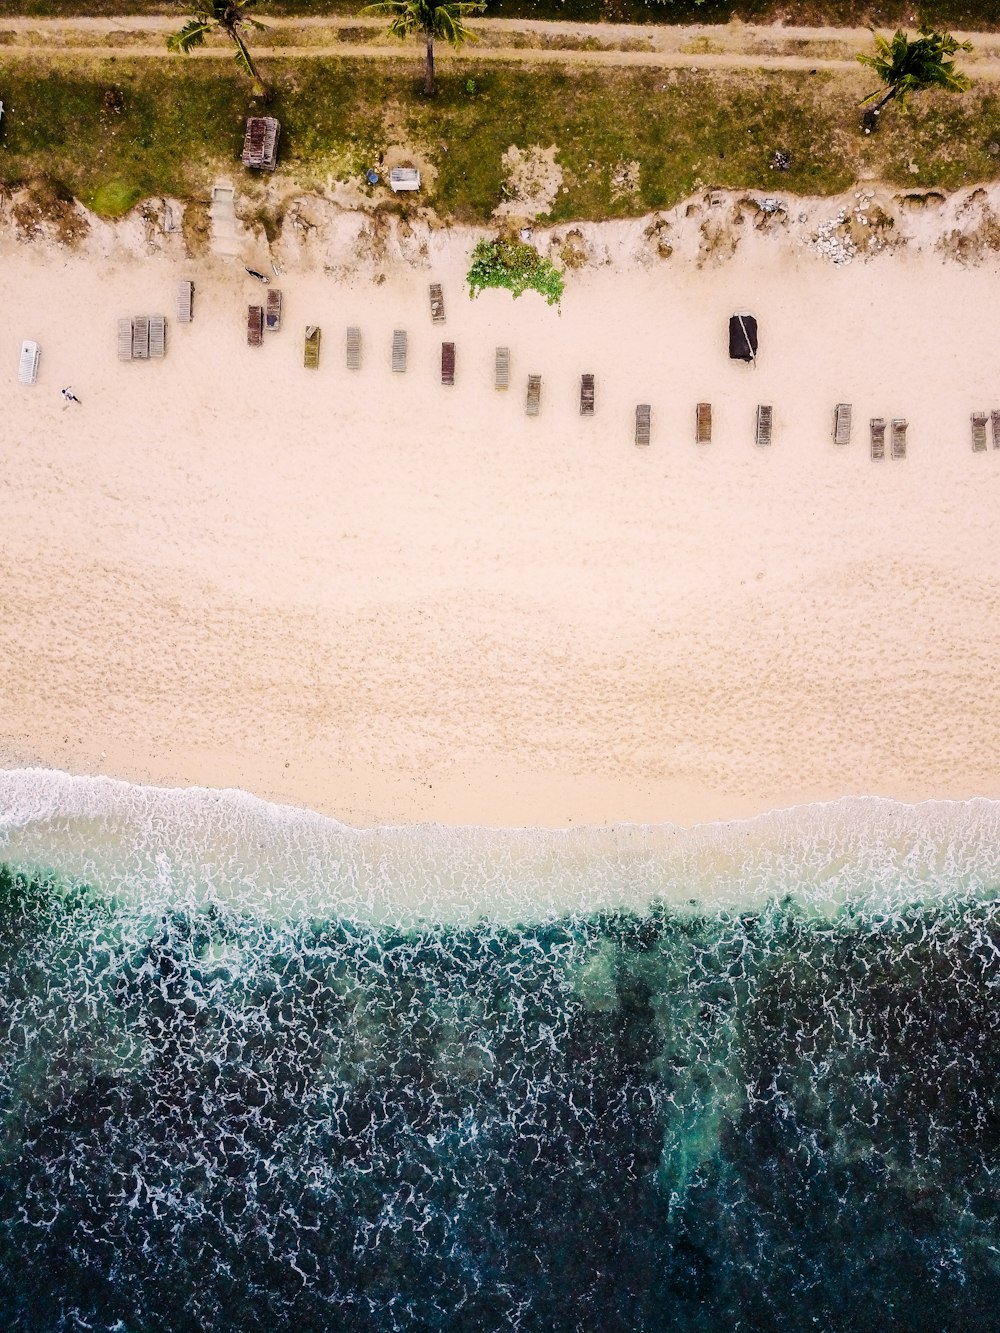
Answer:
[
  {"left": 361, "top": 0, "right": 486, "bottom": 96},
  {"left": 168, "top": 0, "right": 268, "bottom": 97},
  {"left": 858, "top": 26, "right": 972, "bottom": 119}
]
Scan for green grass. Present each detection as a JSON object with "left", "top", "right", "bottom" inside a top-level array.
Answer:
[{"left": 1, "top": 56, "right": 999, "bottom": 221}]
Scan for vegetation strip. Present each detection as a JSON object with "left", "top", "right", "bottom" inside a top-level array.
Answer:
[{"left": 1, "top": 57, "right": 999, "bottom": 220}]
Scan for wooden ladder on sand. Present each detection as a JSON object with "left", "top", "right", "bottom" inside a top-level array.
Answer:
[
  {"left": 304, "top": 325, "right": 321, "bottom": 369},
  {"left": 833, "top": 402, "right": 852, "bottom": 446},
  {"left": 580, "top": 374, "right": 595, "bottom": 416},
  {"left": 148, "top": 315, "right": 166, "bottom": 359},
  {"left": 495, "top": 347, "right": 510, "bottom": 391},
  {"left": 392, "top": 329, "right": 407, "bottom": 373},
  {"left": 247, "top": 306, "right": 263, "bottom": 347},
  {"left": 696, "top": 402, "right": 712, "bottom": 444},
  {"left": 346, "top": 326, "right": 361, "bottom": 369},
  {"left": 870, "top": 418, "right": 885, "bottom": 460},
  {"left": 429, "top": 283, "right": 445, "bottom": 324},
  {"left": 132, "top": 316, "right": 150, "bottom": 360},
  {"left": 176, "top": 280, "right": 193, "bottom": 324},
  {"left": 755, "top": 404, "right": 772, "bottom": 448},
  {"left": 441, "top": 341, "right": 455, "bottom": 386},
  {"left": 972, "top": 412, "right": 988, "bottom": 452},
  {"left": 526, "top": 374, "right": 542, "bottom": 417},
  {"left": 891, "top": 418, "right": 908, "bottom": 459},
  {"left": 635, "top": 404, "right": 651, "bottom": 446}
]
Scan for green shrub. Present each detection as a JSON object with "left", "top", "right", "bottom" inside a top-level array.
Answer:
[{"left": 466, "top": 236, "right": 565, "bottom": 306}]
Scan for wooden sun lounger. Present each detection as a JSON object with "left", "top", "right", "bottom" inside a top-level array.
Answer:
[
  {"left": 833, "top": 402, "right": 852, "bottom": 446},
  {"left": 346, "top": 326, "right": 361, "bottom": 370},
  {"left": 870, "top": 417, "right": 885, "bottom": 460},
  {"left": 132, "top": 315, "right": 149, "bottom": 360},
  {"left": 635, "top": 404, "right": 651, "bottom": 446},
  {"left": 696, "top": 402, "right": 712, "bottom": 444},
  {"left": 304, "top": 325, "right": 321, "bottom": 369},
  {"left": 430, "top": 283, "right": 445, "bottom": 324},
  {"left": 148, "top": 314, "right": 166, "bottom": 359},
  {"left": 992, "top": 410, "right": 1000, "bottom": 449},
  {"left": 526, "top": 374, "right": 542, "bottom": 417},
  {"left": 247, "top": 305, "right": 263, "bottom": 347},
  {"left": 580, "top": 374, "right": 595, "bottom": 416},
  {"left": 495, "top": 347, "right": 510, "bottom": 391},
  {"left": 117, "top": 318, "right": 133, "bottom": 362},
  {"left": 392, "top": 330, "right": 407, "bottom": 373},
  {"left": 972, "top": 412, "right": 988, "bottom": 452},
  {"left": 176, "top": 280, "right": 193, "bottom": 324},
  {"left": 17, "top": 340, "right": 39, "bottom": 385},
  {"left": 755, "top": 404, "right": 773, "bottom": 448},
  {"left": 891, "top": 418, "right": 907, "bottom": 459},
  {"left": 265, "top": 289, "right": 282, "bottom": 333},
  {"left": 441, "top": 341, "right": 455, "bottom": 386}
]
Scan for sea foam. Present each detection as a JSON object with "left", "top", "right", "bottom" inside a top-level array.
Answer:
[{"left": 2, "top": 767, "right": 999, "bottom": 923}]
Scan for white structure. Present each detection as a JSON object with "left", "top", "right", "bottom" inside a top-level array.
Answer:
[
  {"left": 17, "top": 340, "right": 39, "bottom": 385},
  {"left": 389, "top": 168, "right": 420, "bottom": 193}
]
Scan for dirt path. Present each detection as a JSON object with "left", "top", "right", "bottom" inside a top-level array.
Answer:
[{"left": 2, "top": 15, "right": 1000, "bottom": 77}]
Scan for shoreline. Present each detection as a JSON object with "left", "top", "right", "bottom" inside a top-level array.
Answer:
[
  {"left": 3, "top": 185, "right": 1000, "bottom": 829},
  {"left": 4, "top": 768, "right": 1000, "bottom": 924}
]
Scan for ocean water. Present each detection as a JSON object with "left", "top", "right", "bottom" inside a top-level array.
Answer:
[{"left": 2, "top": 771, "right": 1000, "bottom": 1332}]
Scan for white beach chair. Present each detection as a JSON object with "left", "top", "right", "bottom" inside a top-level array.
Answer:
[
  {"left": 17, "top": 340, "right": 39, "bottom": 385},
  {"left": 392, "top": 330, "right": 407, "bottom": 373},
  {"left": 346, "top": 326, "right": 362, "bottom": 369},
  {"left": 176, "top": 280, "right": 193, "bottom": 324},
  {"left": 148, "top": 315, "right": 166, "bottom": 359},
  {"left": 117, "top": 318, "right": 134, "bottom": 362}
]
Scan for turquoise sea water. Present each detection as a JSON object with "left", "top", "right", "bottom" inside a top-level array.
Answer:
[{"left": 2, "top": 771, "right": 1000, "bottom": 1331}]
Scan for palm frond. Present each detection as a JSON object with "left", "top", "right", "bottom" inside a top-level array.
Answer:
[
  {"left": 167, "top": 17, "right": 214, "bottom": 53},
  {"left": 857, "top": 25, "right": 971, "bottom": 107}
]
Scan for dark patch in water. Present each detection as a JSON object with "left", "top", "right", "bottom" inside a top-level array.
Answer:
[{"left": 1, "top": 866, "right": 1000, "bottom": 1331}]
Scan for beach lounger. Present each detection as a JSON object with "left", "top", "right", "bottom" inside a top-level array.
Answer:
[
  {"left": 891, "top": 418, "right": 908, "bottom": 459},
  {"left": 833, "top": 402, "right": 852, "bottom": 446},
  {"left": 526, "top": 374, "right": 542, "bottom": 417},
  {"left": 148, "top": 314, "right": 166, "bottom": 359},
  {"left": 992, "top": 410, "right": 1000, "bottom": 449},
  {"left": 346, "top": 326, "right": 361, "bottom": 370},
  {"left": 495, "top": 347, "right": 510, "bottom": 391},
  {"left": 580, "top": 374, "right": 595, "bottom": 416},
  {"left": 870, "top": 417, "right": 885, "bottom": 460},
  {"left": 176, "top": 280, "right": 193, "bottom": 324},
  {"left": 247, "top": 305, "right": 263, "bottom": 347},
  {"left": 441, "top": 341, "right": 455, "bottom": 386},
  {"left": 430, "top": 283, "right": 445, "bottom": 325},
  {"left": 117, "top": 318, "right": 133, "bottom": 362},
  {"left": 265, "top": 289, "right": 282, "bottom": 333},
  {"left": 17, "top": 340, "right": 39, "bottom": 385},
  {"left": 392, "top": 330, "right": 407, "bottom": 373},
  {"left": 696, "top": 402, "right": 712, "bottom": 444},
  {"left": 303, "top": 325, "right": 321, "bottom": 369},
  {"left": 755, "top": 404, "right": 773, "bottom": 448},
  {"left": 132, "top": 315, "right": 150, "bottom": 360},
  {"left": 635, "top": 404, "right": 651, "bottom": 447},
  {"left": 972, "top": 412, "right": 988, "bottom": 452}
]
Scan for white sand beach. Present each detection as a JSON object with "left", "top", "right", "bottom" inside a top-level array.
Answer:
[{"left": 2, "top": 186, "right": 1000, "bottom": 828}]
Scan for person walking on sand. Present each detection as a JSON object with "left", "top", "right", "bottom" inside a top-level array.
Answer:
[{"left": 61, "top": 387, "right": 81, "bottom": 404}]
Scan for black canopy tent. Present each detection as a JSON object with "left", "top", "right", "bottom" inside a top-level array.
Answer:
[{"left": 729, "top": 313, "right": 758, "bottom": 362}]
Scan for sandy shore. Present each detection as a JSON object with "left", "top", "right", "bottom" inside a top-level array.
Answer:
[{"left": 2, "top": 185, "right": 1000, "bottom": 828}]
